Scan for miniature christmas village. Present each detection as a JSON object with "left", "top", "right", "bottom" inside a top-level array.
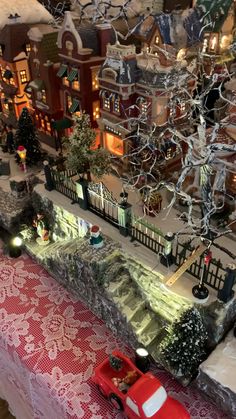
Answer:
[{"left": 0, "top": 0, "right": 236, "bottom": 417}]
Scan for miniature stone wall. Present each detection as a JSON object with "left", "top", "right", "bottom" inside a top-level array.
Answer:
[{"left": 30, "top": 190, "right": 89, "bottom": 240}]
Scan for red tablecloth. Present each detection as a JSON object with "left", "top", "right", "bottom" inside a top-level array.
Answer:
[{"left": 0, "top": 246, "right": 229, "bottom": 419}]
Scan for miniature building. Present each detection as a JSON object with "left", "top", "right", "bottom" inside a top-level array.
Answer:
[
  {"left": 0, "top": 2, "right": 52, "bottom": 127},
  {"left": 56, "top": 12, "right": 115, "bottom": 143},
  {"left": 27, "top": 25, "right": 64, "bottom": 150},
  {"left": 98, "top": 43, "right": 138, "bottom": 169},
  {"left": 197, "top": 0, "right": 235, "bottom": 75}
]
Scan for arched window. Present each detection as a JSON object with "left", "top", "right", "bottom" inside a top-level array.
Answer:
[{"left": 102, "top": 68, "right": 117, "bottom": 81}]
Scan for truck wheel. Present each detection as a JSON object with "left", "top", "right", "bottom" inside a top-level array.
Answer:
[{"left": 109, "top": 393, "right": 123, "bottom": 411}]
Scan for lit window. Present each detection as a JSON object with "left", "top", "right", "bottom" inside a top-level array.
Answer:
[
  {"left": 35, "top": 114, "right": 39, "bottom": 120},
  {"left": 210, "top": 35, "right": 217, "bottom": 52},
  {"left": 67, "top": 95, "right": 72, "bottom": 111},
  {"left": 63, "top": 77, "right": 69, "bottom": 86},
  {"left": 169, "top": 105, "right": 175, "bottom": 117},
  {"left": 20, "top": 70, "right": 27, "bottom": 84},
  {"left": 26, "top": 44, "right": 31, "bottom": 54},
  {"left": 202, "top": 37, "right": 208, "bottom": 53},
  {"left": 140, "top": 100, "right": 148, "bottom": 115},
  {"left": 0, "top": 45, "right": 2, "bottom": 56},
  {"left": 72, "top": 79, "right": 80, "bottom": 90},
  {"left": 46, "top": 122, "right": 51, "bottom": 132},
  {"left": 155, "top": 35, "right": 159, "bottom": 45},
  {"left": 41, "top": 89, "right": 46, "bottom": 103},
  {"left": 93, "top": 100, "right": 100, "bottom": 120},
  {"left": 105, "top": 132, "right": 124, "bottom": 156},
  {"left": 180, "top": 102, "right": 186, "bottom": 113},
  {"left": 113, "top": 96, "right": 120, "bottom": 114},
  {"left": 91, "top": 67, "right": 99, "bottom": 91},
  {"left": 103, "top": 97, "right": 110, "bottom": 110},
  {"left": 166, "top": 148, "right": 173, "bottom": 159},
  {"left": 41, "top": 119, "right": 45, "bottom": 130}
]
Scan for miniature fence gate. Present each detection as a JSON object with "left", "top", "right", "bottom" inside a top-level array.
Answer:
[{"left": 87, "top": 181, "right": 119, "bottom": 227}]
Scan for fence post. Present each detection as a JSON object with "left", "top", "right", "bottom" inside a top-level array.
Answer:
[
  {"left": 43, "top": 161, "right": 54, "bottom": 191},
  {"left": 160, "top": 232, "right": 175, "bottom": 267},
  {"left": 118, "top": 191, "right": 132, "bottom": 237},
  {"left": 76, "top": 178, "right": 89, "bottom": 210},
  {"left": 217, "top": 264, "right": 236, "bottom": 303}
]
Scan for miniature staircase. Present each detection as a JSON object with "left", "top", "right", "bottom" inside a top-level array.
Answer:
[{"left": 106, "top": 276, "right": 166, "bottom": 349}]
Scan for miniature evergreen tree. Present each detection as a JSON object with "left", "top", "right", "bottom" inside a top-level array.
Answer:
[
  {"left": 109, "top": 354, "right": 123, "bottom": 371},
  {"left": 161, "top": 307, "right": 207, "bottom": 378},
  {"left": 64, "top": 113, "right": 111, "bottom": 180},
  {"left": 15, "top": 107, "right": 41, "bottom": 165}
]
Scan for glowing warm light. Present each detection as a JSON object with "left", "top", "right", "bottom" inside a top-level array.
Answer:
[
  {"left": 177, "top": 48, "right": 186, "bottom": 61},
  {"left": 210, "top": 36, "right": 217, "bottom": 51},
  {"left": 220, "top": 35, "right": 231, "bottom": 50},
  {"left": 11, "top": 237, "right": 22, "bottom": 247},
  {"left": 105, "top": 133, "right": 124, "bottom": 156},
  {"left": 17, "top": 146, "right": 27, "bottom": 160}
]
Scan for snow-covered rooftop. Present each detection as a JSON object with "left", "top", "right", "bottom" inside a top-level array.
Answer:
[{"left": 0, "top": 0, "right": 52, "bottom": 31}]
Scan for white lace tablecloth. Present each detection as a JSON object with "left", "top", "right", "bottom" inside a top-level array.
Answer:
[{"left": 0, "top": 247, "right": 229, "bottom": 419}]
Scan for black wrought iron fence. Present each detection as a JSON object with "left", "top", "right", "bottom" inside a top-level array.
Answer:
[{"left": 174, "top": 241, "right": 226, "bottom": 291}]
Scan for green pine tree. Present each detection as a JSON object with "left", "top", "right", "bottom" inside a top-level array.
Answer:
[
  {"left": 15, "top": 107, "right": 41, "bottom": 165},
  {"left": 161, "top": 307, "right": 207, "bottom": 378},
  {"left": 64, "top": 113, "right": 111, "bottom": 180},
  {"left": 109, "top": 354, "right": 123, "bottom": 371}
]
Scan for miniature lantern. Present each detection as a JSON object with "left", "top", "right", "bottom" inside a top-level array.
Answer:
[{"left": 17, "top": 145, "right": 27, "bottom": 173}]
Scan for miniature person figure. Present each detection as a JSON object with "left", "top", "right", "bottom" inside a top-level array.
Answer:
[
  {"left": 89, "top": 225, "right": 103, "bottom": 248},
  {"left": 33, "top": 213, "right": 50, "bottom": 246},
  {"left": 6, "top": 125, "right": 14, "bottom": 154}
]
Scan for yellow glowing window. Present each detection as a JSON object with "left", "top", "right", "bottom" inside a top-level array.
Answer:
[
  {"left": 113, "top": 96, "right": 120, "bottom": 114},
  {"left": 20, "top": 70, "right": 27, "bottom": 84},
  {"left": 0, "top": 45, "right": 2, "bottom": 56},
  {"left": 155, "top": 36, "right": 159, "bottom": 45},
  {"left": 72, "top": 79, "right": 80, "bottom": 90},
  {"left": 105, "top": 132, "right": 124, "bottom": 156},
  {"left": 67, "top": 95, "right": 72, "bottom": 111},
  {"left": 91, "top": 67, "right": 99, "bottom": 91},
  {"left": 63, "top": 77, "right": 69, "bottom": 86},
  {"left": 26, "top": 44, "right": 31, "bottom": 54},
  {"left": 41, "top": 120, "right": 45, "bottom": 129},
  {"left": 46, "top": 122, "right": 51, "bottom": 132},
  {"left": 93, "top": 101, "right": 100, "bottom": 120},
  {"left": 41, "top": 89, "right": 46, "bottom": 103}
]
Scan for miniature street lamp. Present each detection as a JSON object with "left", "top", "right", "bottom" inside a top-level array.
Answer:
[
  {"left": 135, "top": 348, "right": 150, "bottom": 373},
  {"left": 17, "top": 145, "right": 27, "bottom": 173},
  {"left": 8, "top": 236, "right": 22, "bottom": 258},
  {"left": 192, "top": 248, "right": 211, "bottom": 302}
]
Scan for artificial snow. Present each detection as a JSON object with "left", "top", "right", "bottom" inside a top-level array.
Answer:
[{"left": 0, "top": 0, "right": 52, "bottom": 31}]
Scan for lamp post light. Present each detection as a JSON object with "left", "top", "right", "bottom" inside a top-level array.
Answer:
[{"left": 17, "top": 145, "right": 27, "bottom": 173}]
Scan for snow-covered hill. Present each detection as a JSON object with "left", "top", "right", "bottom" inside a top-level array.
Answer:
[{"left": 0, "top": 0, "right": 52, "bottom": 30}]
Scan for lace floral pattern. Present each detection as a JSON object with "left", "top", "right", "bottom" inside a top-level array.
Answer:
[{"left": 0, "top": 246, "right": 230, "bottom": 419}]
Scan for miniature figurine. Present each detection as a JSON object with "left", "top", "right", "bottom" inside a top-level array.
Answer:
[
  {"left": 90, "top": 225, "right": 103, "bottom": 248},
  {"left": 33, "top": 213, "right": 50, "bottom": 246},
  {"left": 93, "top": 350, "right": 190, "bottom": 418}
]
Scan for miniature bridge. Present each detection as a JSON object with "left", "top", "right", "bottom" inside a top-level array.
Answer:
[{"left": 165, "top": 243, "right": 207, "bottom": 287}]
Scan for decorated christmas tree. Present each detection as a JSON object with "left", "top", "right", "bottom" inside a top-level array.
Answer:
[
  {"left": 64, "top": 113, "right": 111, "bottom": 180},
  {"left": 15, "top": 107, "right": 41, "bottom": 165},
  {"left": 161, "top": 307, "right": 207, "bottom": 379}
]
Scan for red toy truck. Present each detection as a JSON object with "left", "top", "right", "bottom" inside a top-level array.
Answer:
[{"left": 93, "top": 351, "right": 190, "bottom": 419}]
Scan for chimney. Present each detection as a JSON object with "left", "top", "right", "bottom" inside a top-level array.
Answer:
[{"left": 96, "top": 23, "right": 114, "bottom": 57}]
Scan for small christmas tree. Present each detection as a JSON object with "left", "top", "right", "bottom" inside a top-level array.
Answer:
[
  {"left": 15, "top": 107, "right": 41, "bottom": 165},
  {"left": 161, "top": 307, "right": 207, "bottom": 378},
  {"left": 64, "top": 113, "right": 111, "bottom": 180},
  {"left": 109, "top": 354, "right": 123, "bottom": 371}
]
